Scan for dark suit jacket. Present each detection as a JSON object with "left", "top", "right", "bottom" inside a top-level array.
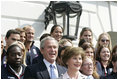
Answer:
[{"left": 23, "top": 60, "right": 67, "bottom": 79}]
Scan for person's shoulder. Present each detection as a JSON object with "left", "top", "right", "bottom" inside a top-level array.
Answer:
[
  {"left": 26, "top": 61, "right": 45, "bottom": 70},
  {"left": 100, "top": 72, "right": 117, "bottom": 79},
  {"left": 32, "top": 56, "right": 39, "bottom": 64},
  {"left": 78, "top": 71, "right": 87, "bottom": 79},
  {"left": 21, "top": 64, "right": 26, "bottom": 71},
  {"left": 1, "top": 64, "right": 7, "bottom": 71},
  {"left": 56, "top": 64, "right": 67, "bottom": 75},
  {"left": 31, "top": 41, "right": 39, "bottom": 49},
  {"left": 1, "top": 64, "right": 8, "bottom": 71},
  {"left": 31, "top": 42, "right": 38, "bottom": 48},
  {"left": 22, "top": 64, "right": 26, "bottom": 67},
  {"left": 57, "top": 64, "right": 67, "bottom": 70},
  {"left": 26, "top": 62, "right": 40, "bottom": 68},
  {"left": 1, "top": 64, "right": 9, "bottom": 79},
  {"left": 96, "top": 61, "right": 101, "bottom": 66},
  {"left": 31, "top": 45, "right": 40, "bottom": 53},
  {"left": 25, "top": 63, "right": 40, "bottom": 74},
  {"left": 58, "top": 72, "right": 68, "bottom": 79}
]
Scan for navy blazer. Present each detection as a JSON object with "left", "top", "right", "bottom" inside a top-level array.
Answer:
[{"left": 24, "top": 60, "right": 67, "bottom": 79}]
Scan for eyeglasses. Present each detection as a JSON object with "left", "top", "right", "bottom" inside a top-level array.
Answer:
[
  {"left": 82, "top": 63, "right": 93, "bottom": 67},
  {"left": 101, "top": 39, "right": 109, "bottom": 42}
]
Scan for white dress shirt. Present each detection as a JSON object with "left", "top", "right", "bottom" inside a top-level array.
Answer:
[{"left": 43, "top": 59, "right": 58, "bottom": 78}]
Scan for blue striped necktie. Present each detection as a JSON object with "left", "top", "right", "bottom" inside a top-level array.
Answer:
[{"left": 50, "top": 64, "right": 58, "bottom": 79}]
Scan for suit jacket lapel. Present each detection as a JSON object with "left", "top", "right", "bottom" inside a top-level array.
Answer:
[
  {"left": 39, "top": 61, "right": 50, "bottom": 79},
  {"left": 56, "top": 64, "right": 63, "bottom": 77},
  {"left": 40, "top": 69, "right": 50, "bottom": 79}
]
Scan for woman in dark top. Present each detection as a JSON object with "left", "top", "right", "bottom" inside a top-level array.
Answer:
[
  {"left": 96, "top": 45, "right": 112, "bottom": 78},
  {"left": 101, "top": 53, "right": 117, "bottom": 79}
]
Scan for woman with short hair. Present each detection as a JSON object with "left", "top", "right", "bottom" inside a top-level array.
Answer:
[
  {"left": 59, "top": 46, "right": 86, "bottom": 79},
  {"left": 80, "top": 56, "right": 99, "bottom": 79}
]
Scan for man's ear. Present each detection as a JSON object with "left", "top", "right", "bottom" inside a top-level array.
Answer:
[{"left": 40, "top": 48, "right": 43, "bottom": 55}]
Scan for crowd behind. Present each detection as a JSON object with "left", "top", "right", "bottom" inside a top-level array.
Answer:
[{"left": 1, "top": 25, "right": 117, "bottom": 79}]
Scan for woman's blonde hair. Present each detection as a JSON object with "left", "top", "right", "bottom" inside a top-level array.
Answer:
[
  {"left": 59, "top": 39, "right": 73, "bottom": 47},
  {"left": 95, "top": 32, "right": 112, "bottom": 51}
]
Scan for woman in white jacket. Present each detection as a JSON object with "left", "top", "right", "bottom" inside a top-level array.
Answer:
[{"left": 59, "top": 46, "right": 86, "bottom": 79}]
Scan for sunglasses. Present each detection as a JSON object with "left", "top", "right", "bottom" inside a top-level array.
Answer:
[{"left": 101, "top": 39, "right": 109, "bottom": 42}]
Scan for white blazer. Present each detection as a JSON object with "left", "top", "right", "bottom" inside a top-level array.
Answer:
[{"left": 59, "top": 71, "right": 86, "bottom": 79}]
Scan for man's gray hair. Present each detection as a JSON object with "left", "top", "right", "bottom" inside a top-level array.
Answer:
[{"left": 40, "top": 36, "right": 58, "bottom": 49}]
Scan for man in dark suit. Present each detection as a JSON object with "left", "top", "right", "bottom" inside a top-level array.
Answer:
[{"left": 24, "top": 36, "right": 66, "bottom": 79}]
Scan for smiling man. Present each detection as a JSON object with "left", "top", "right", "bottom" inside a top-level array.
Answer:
[
  {"left": 24, "top": 36, "right": 66, "bottom": 79},
  {"left": 1, "top": 29, "right": 20, "bottom": 65}
]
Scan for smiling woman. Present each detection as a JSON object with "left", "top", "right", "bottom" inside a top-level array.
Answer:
[
  {"left": 50, "top": 25, "right": 63, "bottom": 42},
  {"left": 60, "top": 46, "right": 86, "bottom": 79},
  {"left": 95, "top": 45, "right": 112, "bottom": 78}
]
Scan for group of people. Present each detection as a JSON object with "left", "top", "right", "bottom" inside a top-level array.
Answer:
[{"left": 1, "top": 24, "right": 117, "bottom": 79}]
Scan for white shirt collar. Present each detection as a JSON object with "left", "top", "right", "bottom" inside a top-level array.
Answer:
[
  {"left": 43, "top": 59, "right": 58, "bottom": 78},
  {"left": 43, "top": 59, "right": 57, "bottom": 69}
]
